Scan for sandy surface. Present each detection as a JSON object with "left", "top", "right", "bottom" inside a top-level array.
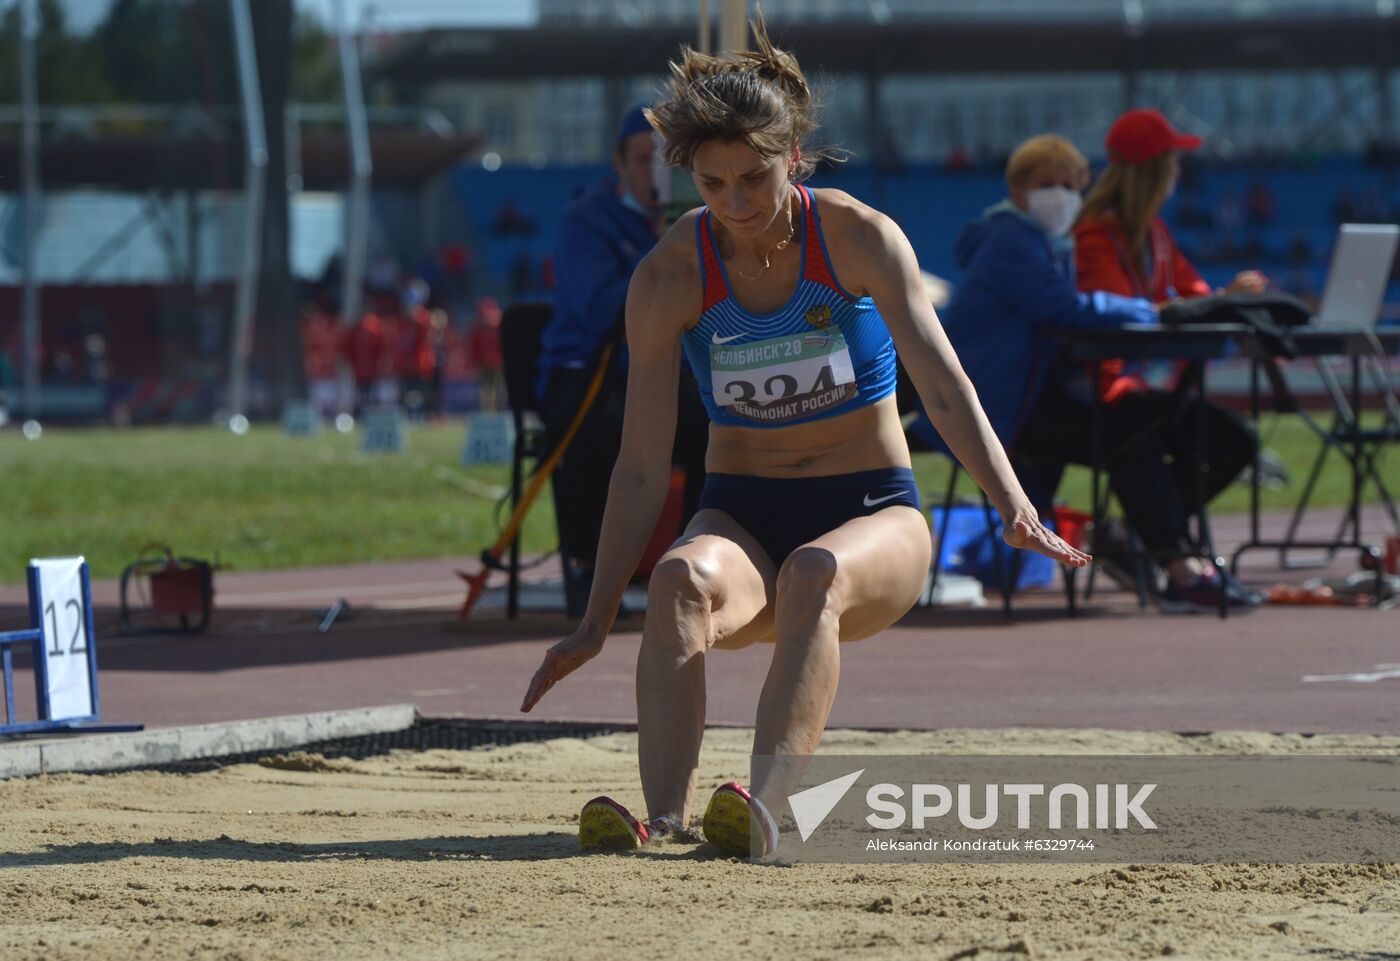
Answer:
[{"left": 3, "top": 727, "right": 1399, "bottom": 961}]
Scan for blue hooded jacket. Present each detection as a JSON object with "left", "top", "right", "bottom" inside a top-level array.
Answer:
[
  {"left": 917, "top": 201, "right": 1157, "bottom": 451},
  {"left": 535, "top": 180, "right": 658, "bottom": 399}
]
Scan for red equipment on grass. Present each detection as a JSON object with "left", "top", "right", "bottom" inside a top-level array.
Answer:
[{"left": 119, "top": 543, "right": 216, "bottom": 635}]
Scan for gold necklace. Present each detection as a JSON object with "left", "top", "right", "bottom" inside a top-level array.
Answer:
[{"left": 735, "top": 192, "right": 796, "bottom": 281}]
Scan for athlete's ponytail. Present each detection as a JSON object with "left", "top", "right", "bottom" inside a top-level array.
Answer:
[
  {"left": 735, "top": 13, "right": 810, "bottom": 109},
  {"left": 645, "top": 5, "right": 835, "bottom": 180}
]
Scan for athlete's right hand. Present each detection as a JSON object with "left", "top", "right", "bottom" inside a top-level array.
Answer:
[
  {"left": 520, "top": 628, "right": 605, "bottom": 712},
  {"left": 1225, "top": 270, "right": 1268, "bottom": 294}
]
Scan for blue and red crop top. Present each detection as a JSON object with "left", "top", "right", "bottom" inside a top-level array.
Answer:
[{"left": 681, "top": 184, "right": 897, "bottom": 428}]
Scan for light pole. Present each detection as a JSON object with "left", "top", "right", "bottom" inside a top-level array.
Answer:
[
  {"left": 225, "top": 0, "right": 269, "bottom": 428},
  {"left": 19, "top": 0, "right": 41, "bottom": 421}
]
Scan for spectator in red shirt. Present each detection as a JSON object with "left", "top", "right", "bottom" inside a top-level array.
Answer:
[
  {"left": 402, "top": 308, "right": 436, "bottom": 384},
  {"left": 375, "top": 305, "right": 405, "bottom": 407},
  {"left": 397, "top": 279, "right": 437, "bottom": 417},
  {"left": 300, "top": 302, "right": 341, "bottom": 416},
  {"left": 468, "top": 296, "right": 505, "bottom": 411},
  {"left": 340, "top": 308, "right": 384, "bottom": 413},
  {"left": 439, "top": 315, "right": 474, "bottom": 383}
]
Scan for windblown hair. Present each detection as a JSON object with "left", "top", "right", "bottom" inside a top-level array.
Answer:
[
  {"left": 1075, "top": 152, "right": 1175, "bottom": 282},
  {"left": 644, "top": 9, "right": 833, "bottom": 180}
]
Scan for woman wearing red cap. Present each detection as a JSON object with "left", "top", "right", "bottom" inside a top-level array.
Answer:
[
  {"left": 1064, "top": 108, "right": 1264, "bottom": 611},
  {"left": 1075, "top": 108, "right": 1266, "bottom": 307}
]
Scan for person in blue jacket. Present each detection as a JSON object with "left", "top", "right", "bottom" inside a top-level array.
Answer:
[
  {"left": 930, "top": 134, "right": 1157, "bottom": 448},
  {"left": 921, "top": 133, "right": 1261, "bottom": 612},
  {"left": 535, "top": 106, "right": 709, "bottom": 615}
]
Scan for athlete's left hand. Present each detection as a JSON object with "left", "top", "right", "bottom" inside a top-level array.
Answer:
[{"left": 1002, "top": 507, "right": 1091, "bottom": 567}]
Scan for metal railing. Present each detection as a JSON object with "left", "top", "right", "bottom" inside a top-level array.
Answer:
[
  {"left": 0, "top": 104, "right": 457, "bottom": 136},
  {"left": 534, "top": 0, "right": 1397, "bottom": 24}
]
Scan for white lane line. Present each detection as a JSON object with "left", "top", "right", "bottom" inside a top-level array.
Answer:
[
  {"left": 1302, "top": 664, "right": 1400, "bottom": 683},
  {"left": 368, "top": 594, "right": 464, "bottom": 610},
  {"left": 217, "top": 580, "right": 469, "bottom": 605}
]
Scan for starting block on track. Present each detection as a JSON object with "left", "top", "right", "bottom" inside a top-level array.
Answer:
[{"left": 0, "top": 557, "right": 142, "bottom": 736}]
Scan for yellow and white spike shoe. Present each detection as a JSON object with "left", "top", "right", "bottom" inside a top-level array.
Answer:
[
  {"left": 701, "top": 782, "right": 778, "bottom": 858},
  {"left": 579, "top": 796, "right": 650, "bottom": 851}
]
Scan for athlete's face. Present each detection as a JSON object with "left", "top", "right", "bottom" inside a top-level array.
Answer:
[{"left": 691, "top": 139, "right": 798, "bottom": 236}]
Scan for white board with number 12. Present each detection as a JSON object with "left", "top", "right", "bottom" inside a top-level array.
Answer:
[{"left": 30, "top": 557, "right": 96, "bottom": 721}]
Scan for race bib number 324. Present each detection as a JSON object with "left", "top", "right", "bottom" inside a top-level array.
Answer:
[{"left": 710, "top": 330, "right": 858, "bottom": 424}]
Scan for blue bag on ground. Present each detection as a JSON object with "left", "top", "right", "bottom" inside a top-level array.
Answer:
[{"left": 931, "top": 504, "right": 1055, "bottom": 591}]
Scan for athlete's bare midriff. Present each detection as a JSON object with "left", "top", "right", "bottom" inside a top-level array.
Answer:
[{"left": 703, "top": 393, "right": 911, "bottom": 478}]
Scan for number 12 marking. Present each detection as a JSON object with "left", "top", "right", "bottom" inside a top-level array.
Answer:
[{"left": 44, "top": 599, "right": 87, "bottom": 656}]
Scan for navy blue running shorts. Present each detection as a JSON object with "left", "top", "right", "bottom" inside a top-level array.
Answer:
[{"left": 697, "top": 466, "right": 922, "bottom": 565}]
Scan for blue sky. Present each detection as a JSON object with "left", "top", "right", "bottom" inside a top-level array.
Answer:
[{"left": 58, "top": 0, "right": 537, "bottom": 33}]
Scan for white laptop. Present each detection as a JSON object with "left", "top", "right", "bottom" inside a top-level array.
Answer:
[{"left": 1314, "top": 223, "right": 1400, "bottom": 328}]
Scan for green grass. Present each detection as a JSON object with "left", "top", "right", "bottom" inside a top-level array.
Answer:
[
  {"left": 0, "top": 422, "right": 557, "bottom": 585},
  {"left": 0, "top": 414, "right": 1394, "bottom": 585}
]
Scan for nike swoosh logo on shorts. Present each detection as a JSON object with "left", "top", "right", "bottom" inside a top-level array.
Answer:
[
  {"left": 712, "top": 331, "right": 744, "bottom": 344},
  {"left": 863, "top": 491, "right": 907, "bottom": 508}
]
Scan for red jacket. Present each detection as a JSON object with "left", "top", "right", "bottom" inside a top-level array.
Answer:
[
  {"left": 440, "top": 324, "right": 474, "bottom": 379},
  {"left": 340, "top": 313, "right": 384, "bottom": 386},
  {"left": 1073, "top": 214, "right": 1211, "bottom": 400},
  {"left": 376, "top": 315, "right": 405, "bottom": 379},
  {"left": 469, "top": 321, "right": 503, "bottom": 372},
  {"left": 398, "top": 307, "right": 437, "bottom": 381},
  {"left": 300, "top": 311, "right": 340, "bottom": 381}
]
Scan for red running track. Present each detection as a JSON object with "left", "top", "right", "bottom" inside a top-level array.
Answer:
[{"left": 0, "top": 510, "right": 1395, "bottom": 736}]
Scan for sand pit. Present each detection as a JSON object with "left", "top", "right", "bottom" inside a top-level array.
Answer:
[{"left": 3, "top": 727, "right": 1399, "bottom": 961}]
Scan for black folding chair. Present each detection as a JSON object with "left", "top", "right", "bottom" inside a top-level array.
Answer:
[
  {"left": 924, "top": 458, "right": 1081, "bottom": 619},
  {"left": 899, "top": 361, "right": 1078, "bottom": 618}
]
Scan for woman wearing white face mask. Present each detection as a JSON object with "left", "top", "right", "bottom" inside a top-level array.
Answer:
[
  {"left": 914, "top": 132, "right": 1262, "bottom": 614},
  {"left": 915, "top": 134, "right": 1156, "bottom": 453},
  {"left": 1025, "top": 184, "right": 1082, "bottom": 238}
]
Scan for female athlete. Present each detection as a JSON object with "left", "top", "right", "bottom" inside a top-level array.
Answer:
[{"left": 521, "top": 13, "right": 1089, "bottom": 857}]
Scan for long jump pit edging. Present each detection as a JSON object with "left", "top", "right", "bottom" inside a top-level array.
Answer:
[
  {"left": 3, "top": 724, "right": 1400, "bottom": 960},
  {"left": 0, "top": 713, "right": 650, "bottom": 779},
  {"left": 0, "top": 704, "right": 423, "bottom": 779}
]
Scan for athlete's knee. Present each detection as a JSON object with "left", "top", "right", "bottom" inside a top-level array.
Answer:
[
  {"left": 644, "top": 552, "right": 725, "bottom": 657},
  {"left": 776, "top": 547, "right": 841, "bottom": 608},
  {"left": 647, "top": 551, "right": 723, "bottom": 609}
]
